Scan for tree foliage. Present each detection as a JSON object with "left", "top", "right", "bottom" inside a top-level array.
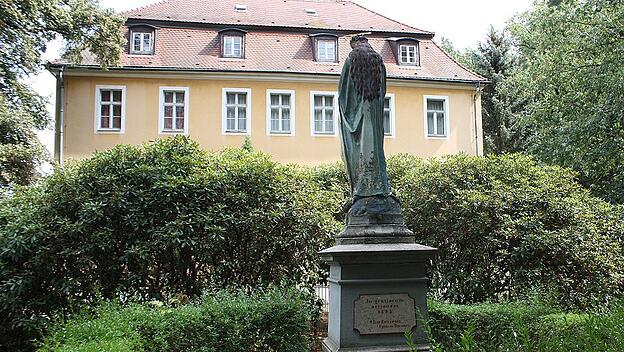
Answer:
[
  {"left": 509, "top": 0, "right": 624, "bottom": 203},
  {"left": 471, "top": 26, "right": 528, "bottom": 154},
  {"left": 440, "top": 28, "right": 527, "bottom": 155},
  {"left": 0, "top": 0, "right": 125, "bottom": 189},
  {"left": 0, "top": 96, "right": 46, "bottom": 191}
]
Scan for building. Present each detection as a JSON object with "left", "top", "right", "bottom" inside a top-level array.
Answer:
[{"left": 48, "top": 0, "right": 486, "bottom": 165}]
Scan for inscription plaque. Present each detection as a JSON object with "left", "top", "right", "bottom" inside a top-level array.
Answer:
[{"left": 353, "top": 293, "right": 416, "bottom": 335}]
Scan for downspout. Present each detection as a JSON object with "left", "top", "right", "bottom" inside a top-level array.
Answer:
[
  {"left": 473, "top": 82, "right": 482, "bottom": 156},
  {"left": 58, "top": 66, "right": 65, "bottom": 165}
]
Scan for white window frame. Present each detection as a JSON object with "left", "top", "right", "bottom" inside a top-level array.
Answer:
[
  {"left": 310, "top": 91, "right": 338, "bottom": 137},
  {"left": 222, "top": 88, "right": 252, "bottom": 135},
  {"left": 94, "top": 85, "right": 126, "bottom": 134},
  {"left": 316, "top": 39, "right": 336, "bottom": 62},
  {"left": 384, "top": 93, "right": 396, "bottom": 138},
  {"left": 399, "top": 44, "right": 418, "bottom": 65},
  {"left": 266, "top": 89, "right": 295, "bottom": 136},
  {"left": 158, "top": 86, "right": 190, "bottom": 135},
  {"left": 223, "top": 35, "right": 243, "bottom": 58},
  {"left": 424, "top": 95, "right": 450, "bottom": 139},
  {"left": 131, "top": 32, "right": 154, "bottom": 55}
]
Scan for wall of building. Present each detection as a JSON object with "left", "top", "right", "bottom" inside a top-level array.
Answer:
[{"left": 60, "top": 73, "right": 482, "bottom": 165}]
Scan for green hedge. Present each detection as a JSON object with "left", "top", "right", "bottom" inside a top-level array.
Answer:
[
  {"left": 428, "top": 300, "right": 624, "bottom": 351},
  {"left": 38, "top": 289, "right": 311, "bottom": 352},
  {"left": 3, "top": 137, "right": 624, "bottom": 350},
  {"left": 391, "top": 154, "right": 624, "bottom": 310},
  {"left": 311, "top": 154, "right": 624, "bottom": 310},
  {"left": 0, "top": 137, "right": 338, "bottom": 351}
]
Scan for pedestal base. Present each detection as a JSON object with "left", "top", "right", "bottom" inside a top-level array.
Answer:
[
  {"left": 319, "top": 243, "right": 437, "bottom": 352},
  {"left": 322, "top": 338, "right": 431, "bottom": 352}
]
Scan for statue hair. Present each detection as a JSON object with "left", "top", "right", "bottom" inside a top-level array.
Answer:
[{"left": 348, "top": 37, "right": 383, "bottom": 101}]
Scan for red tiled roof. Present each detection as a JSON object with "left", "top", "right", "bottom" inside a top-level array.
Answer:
[
  {"left": 121, "top": 0, "right": 432, "bottom": 35},
  {"left": 60, "top": 27, "right": 484, "bottom": 83}
]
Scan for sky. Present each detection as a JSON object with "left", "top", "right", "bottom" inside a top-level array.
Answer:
[{"left": 33, "top": 0, "right": 534, "bottom": 155}]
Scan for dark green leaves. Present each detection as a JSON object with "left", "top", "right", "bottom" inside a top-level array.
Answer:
[{"left": 509, "top": 0, "right": 624, "bottom": 203}]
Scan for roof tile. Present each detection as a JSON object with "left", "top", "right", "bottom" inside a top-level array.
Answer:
[
  {"left": 121, "top": 0, "right": 432, "bottom": 34},
  {"left": 65, "top": 27, "right": 484, "bottom": 82}
]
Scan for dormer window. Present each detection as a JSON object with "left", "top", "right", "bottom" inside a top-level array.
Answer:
[
  {"left": 388, "top": 38, "right": 420, "bottom": 66},
  {"left": 128, "top": 25, "right": 156, "bottom": 55},
  {"left": 220, "top": 29, "right": 246, "bottom": 59},
  {"left": 399, "top": 44, "right": 418, "bottom": 64},
  {"left": 311, "top": 34, "right": 338, "bottom": 63},
  {"left": 224, "top": 35, "right": 242, "bottom": 57},
  {"left": 317, "top": 40, "right": 336, "bottom": 61}
]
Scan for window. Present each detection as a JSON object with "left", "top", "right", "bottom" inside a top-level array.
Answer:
[
  {"left": 222, "top": 88, "right": 251, "bottom": 134},
  {"left": 131, "top": 31, "right": 154, "bottom": 55},
  {"left": 399, "top": 44, "right": 418, "bottom": 65},
  {"left": 267, "top": 90, "right": 295, "bottom": 135},
  {"left": 425, "top": 96, "right": 449, "bottom": 138},
  {"left": 95, "top": 85, "right": 125, "bottom": 133},
  {"left": 310, "top": 92, "right": 337, "bottom": 135},
  {"left": 383, "top": 94, "right": 395, "bottom": 137},
  {"left": 316, "top": 39, "right": 336, "bottom": 62},
  {"left": 223, "top": 35, "right": 243, "bottom": 58},
  {"left": 159, "top": 87, "right": 189, "bottom": 134}
]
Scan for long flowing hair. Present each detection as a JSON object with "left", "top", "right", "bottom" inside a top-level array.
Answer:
[{"left": 348, "top": 38, "right": 383, "bottom": 101}]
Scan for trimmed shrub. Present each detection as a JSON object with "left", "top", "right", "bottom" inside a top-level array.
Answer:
[
  {"left": 428, "top": 300, "right": 624, "bottom": 351},
  {"left": 388, "top": 154, "right": 624, "bottom": 310},
  {"left": 428, "top": 299, "right": 556, "bottom": 351},
  {"left": 0, "top": 137, "right": 339, "bottom": 351},
  {"left": 39, "top": 289, "right": 311, "bottom": 352}
]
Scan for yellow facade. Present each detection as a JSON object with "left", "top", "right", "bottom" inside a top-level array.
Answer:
[{"left": 58, "top": 71, "right": 483, "bottom": 165}]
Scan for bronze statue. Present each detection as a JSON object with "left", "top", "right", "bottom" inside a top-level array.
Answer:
[{"left": 338, "top": 35, "right": 404, "bottom": 231}]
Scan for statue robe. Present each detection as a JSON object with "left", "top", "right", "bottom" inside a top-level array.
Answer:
[{"left": 338, "top": 57, "right": 391, "bottom": 198}]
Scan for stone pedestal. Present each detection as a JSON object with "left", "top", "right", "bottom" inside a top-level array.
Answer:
[
  {"left": 320, "top": 243, "right": 436, "bottom": 352},
  {"left": 320, "top": 195, "right": 437, "bottom": 351}
]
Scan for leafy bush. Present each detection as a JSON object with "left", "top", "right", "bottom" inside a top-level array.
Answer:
[
  {"left": 388, "top": 154, "right": 624, "bottom": 310},
  {"left": 428, "top": 299, "right": 555, "bottom": 351},
  {"left": 39, "top": 289, "right": 311, "bottom": 352},
  {"left": 0, "top": 136, "right": 338, "bottom": 351},
  {"left": 428, "top": 300, "right": 624, "bottom": 352}
]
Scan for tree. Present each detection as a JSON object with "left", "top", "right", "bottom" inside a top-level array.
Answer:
[
  {"left": 0, "top": 96, "right": 46, "bottom": 190},
  {"left": 439, "top": 37, "right": 473, "bottom": 68},
  {"left": 0, "top": 0, "right": 125, "bottom": 190},
  {"left": 509, "top": 0, "right": 624, "bottom": 203},
  {"left": 470, "top": 26, "right": 527, "bottom": 154},
  {"left": 440, "top": 30, "right": 527, "bottom": 155}
]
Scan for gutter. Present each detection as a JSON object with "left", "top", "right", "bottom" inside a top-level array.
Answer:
[
  {"left": 473, "top": 82, "right": 482, "bottom": 156},
  {"left": 49, "top": 64, "right": 65, "bottom": 165},
  {"left": 59, "top": 66, "right": 65, "bottom": 165},
  {"left": 48, "top": 64, "right": 489, "bottom": 86}
]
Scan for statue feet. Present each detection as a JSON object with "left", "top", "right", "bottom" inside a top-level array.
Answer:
[
  {"left": 338, "top": 195, "right": 414, "bottom": 245},
  {"left": 347, "top": 194, "right": 404, "bottom": 226}
]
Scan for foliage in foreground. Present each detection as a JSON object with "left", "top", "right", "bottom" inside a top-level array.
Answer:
[
  {"left": 0, "top": 137, "right": 338, "bottom": 351},
  {"left": 3, "top": 137, "right": 624, "bottom": 350},
  {"left": 428, "top": 299, "right": 624, "bottom": 352},
  {"left": 38, "top": 289, "right": 311, "bottom": 352}
]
